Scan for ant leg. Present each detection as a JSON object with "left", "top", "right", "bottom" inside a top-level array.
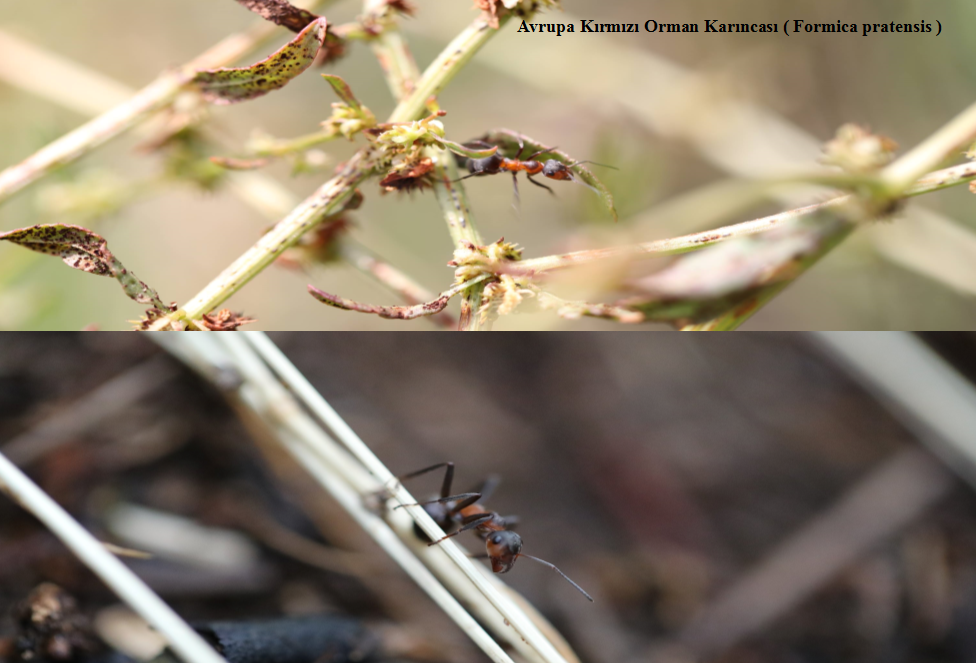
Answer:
[
  {"left": 452, "top": 172, "right": 485, "bottom": 183},
  {"left": 395, "top": 462, "right": 453, "bottom": 485},
  {"left": 511, "top": 173, "right": 521, "bottom": 213},
  {"left": 378, "top": 462, "right": 452, "bottom": 502},
  {"left": 439, "top": 462, "right": 455, "bottom": 499},
  {"left": 494, "top": 514, "right": 519, "bottom": 530},
  {"left": 526, "top": 146, "right": 558, "bottom": 161},
  {"left": 527, "top": 176, "right": 555, "bottom": 195},
  {"left": 428, "top": 513, "right": 494, "bottom": 545},
  {"left": 476, "top": 475, "right": 502, "bottom": 503},
  {"left": 394, "top": 492, "right": 481, "bottom": 510},
  {"left": 514, "top": 134, "right": 525, "bottom": 160}
]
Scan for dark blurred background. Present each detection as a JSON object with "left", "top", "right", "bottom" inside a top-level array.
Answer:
[
  {"left": 1, "top": 1, "right": 975, "bottom": 329},
  {"left": 3, "top": 333, "right": 976, "bottom": 663}
]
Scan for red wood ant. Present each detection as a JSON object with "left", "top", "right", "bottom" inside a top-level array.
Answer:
[
  {"left": 391, "top": 462, "right": 593, "bottom": 601},
  {"left": 456, "top": 136, "right": 615, "bottom": 209}
]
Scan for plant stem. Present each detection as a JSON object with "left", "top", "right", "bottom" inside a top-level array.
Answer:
[
  {"left": 388, "top": 15, "right": 509, "bottom": 123},
  {"left": 0, "top": 451, "right": 226, "bottom": 663},
  {"left": 150, "top": 151, "right": 373, "bottom": 329},
  {"left": 371, "top": 28, "right": 421, "bottom": 101},
  {"left": 433, "top": 156, "right": 486, "bottom": 330},
  {"left": 339, "top": 243, "right": 457, "bottom": 328},
  {"left": 0, "top": 3, "right": 328, "bottom": 206},
  {"left": 881, "top": 100, "right": 976, "bottom": 193},
  {"left": 514, "top": 160, "right": 976, "bottom": 276},
  {"left": 369, "top": 13, "right": 497, "bottom": 330}
]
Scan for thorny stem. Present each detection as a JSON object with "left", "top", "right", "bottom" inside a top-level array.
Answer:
[{"left": 0, "top": 3, "right": 328, "bottom": 206}]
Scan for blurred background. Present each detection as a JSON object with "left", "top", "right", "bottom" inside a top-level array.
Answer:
[
  {"left": 3, "top": 333, "right": 976, "bottom": 663},
  {"left": 1, "top": 1, "right": 976, "bottom": 329}
]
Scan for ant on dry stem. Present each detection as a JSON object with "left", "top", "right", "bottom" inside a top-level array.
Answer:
[{"left": 392, "top": 462, "right": 594, "bottom": 602}]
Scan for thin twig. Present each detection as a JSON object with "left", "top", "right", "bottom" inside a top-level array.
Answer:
[
  {"left": 1, "top": 356, "right": 176, "bottom": 466},
  {"left": 680, "top": 447, "right": 952, "bottom": 656},
  {"left": 308, "top": 273, "right": 489, "bottom": 320},
  {"left": 0, "top": 451, "right": 226, "bottom": 663},
  {"left": 0, "top": 30, "right": 448, "bottom": 327},
  {"left": 881, "top": 100, "right": 976, "bottom": 193},
  {"left": 339, "top": 243, "right": 458, "bottom": 328}
]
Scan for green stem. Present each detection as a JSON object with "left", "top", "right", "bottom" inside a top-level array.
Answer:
[
  {"left": 151, "top": 150, "right": 373, "bottom": 329},
  {"left": 881, "top": 99, "right": 976, "bottom": 193},
  {"left": 388, "top": 15, "right": 509, "bottom": 123},
  {"left": 371, "top": 27, "right": 421, "bottom": 102},
  {"left": 252, "top": 129, "right": 338, "bottom": 157}
]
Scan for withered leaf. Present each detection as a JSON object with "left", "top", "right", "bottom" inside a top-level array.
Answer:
[
  {"left": 0, "top": 224, "right": 168, "bottom": 309},
  {"left": 235, "top": 0, "right": 320, "bottom": 33},
  {"left": 200, "top": 309, "right": 256, "bottom": 331},
  {"left": 193, "top": 17, "right": 327, "bottom": 104}
]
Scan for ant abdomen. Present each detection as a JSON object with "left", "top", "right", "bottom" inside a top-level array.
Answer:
[{"left": 466, "top": 154, "right": 504, "bottom": 176}]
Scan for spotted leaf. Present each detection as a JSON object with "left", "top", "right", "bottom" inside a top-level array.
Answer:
[
  {"left": 0, "top": 224, "right": 168, "bottom": 309},
  {"left": 193, "top": 17, "right": 327, "bottom": 104}
]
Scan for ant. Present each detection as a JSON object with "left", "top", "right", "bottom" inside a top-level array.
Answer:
[
  {"left": 390, "top": 462, "right": 593, "bottom": 602},
  {"left": 456, "top": 135, "right": 615, "bottom": 209}
]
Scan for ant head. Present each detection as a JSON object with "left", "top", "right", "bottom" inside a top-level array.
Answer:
[
  {"left": 542, "top": 160, "right": 573, "bottom": 181},
  {"left": 486, "top": 530, "right": 522, "bottom": 573}
]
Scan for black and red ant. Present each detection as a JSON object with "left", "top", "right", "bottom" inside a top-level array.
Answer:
[
  {"left": 391, "top": 462, "right": 593, "bottom": 602},
  {"left": 456, "top": 136, "right": 615, "bottom": 208}
]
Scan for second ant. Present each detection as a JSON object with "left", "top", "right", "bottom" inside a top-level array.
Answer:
[{"left": 391, "top": 461, "right": 593, "bottom": 602}]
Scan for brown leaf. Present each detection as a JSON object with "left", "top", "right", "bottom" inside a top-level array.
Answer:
[
  {"left": 235, "top": 0, "right": 320, "bottom": 32},
  {"left": 193, "top": 17, "right": 327, "bottom": 104},
  {"left": 379, "top": 158, "right": 435, "bottom": 192},
  {"left": 199, "top": 309, "right": 257, "bottom": 331}
]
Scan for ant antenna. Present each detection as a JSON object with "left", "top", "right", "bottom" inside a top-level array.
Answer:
[
  {"left": 517, "top": 554, "right": 594, "bottom": 602},
  {"left": 567, "top": 160, "right": 619, "bottom": 170}
]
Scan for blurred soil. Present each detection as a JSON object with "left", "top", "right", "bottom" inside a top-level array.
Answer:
[{"left": 2, "top": 333, "right": 976, "bottom": 663}]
